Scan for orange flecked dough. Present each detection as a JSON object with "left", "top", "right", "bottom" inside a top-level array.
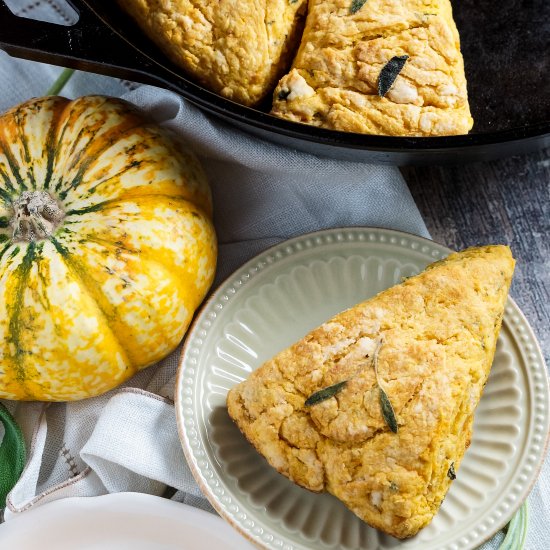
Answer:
[{"left": 272, "top": 0, "right": 473, "bottom": 136}]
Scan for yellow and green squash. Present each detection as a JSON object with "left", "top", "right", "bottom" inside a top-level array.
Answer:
[{"left": 0, "top": 95, "right": 217, "bottom": 401}]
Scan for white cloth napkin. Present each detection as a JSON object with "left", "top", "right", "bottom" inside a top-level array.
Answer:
[{"left": 0, "top": 2, "right": 546, "bottom": 549}]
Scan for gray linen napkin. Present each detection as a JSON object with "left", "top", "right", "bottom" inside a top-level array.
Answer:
[
  {"left": 0, "top": 1, "right": 543, "bottom": 549},
  {"left": 0, "top": 0, "right": 428, "bottom": 518}
]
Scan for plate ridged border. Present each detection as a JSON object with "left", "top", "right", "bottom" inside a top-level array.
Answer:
[{"left": 176, "top": 227, "right": 550, "bottom": 550}]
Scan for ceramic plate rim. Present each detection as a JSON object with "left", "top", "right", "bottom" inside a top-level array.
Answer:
[
  {"left": 0, "top": 491, "right": 253, "bottom": 548},
  {"left": 175, "top": 227, "right": 550, "bottom": 550}
]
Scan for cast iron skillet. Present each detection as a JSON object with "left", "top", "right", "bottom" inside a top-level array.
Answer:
[{"left": 0, "top": 0, "right": 548, "bottom": 164}]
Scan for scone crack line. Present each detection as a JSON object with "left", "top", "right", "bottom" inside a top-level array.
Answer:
[
  {"left": 348, "top": 20, "right": 431, "bottom": 50},
  {"left": 333, "top": 426, "right": 386, "bottom": 454},
  {"left": 319, "top": 19, "right": 428, "bottom": 46},
  {"left": 330, "top": 7, "right": 437, "bottom": 43},
  {"left": 304, "top": 335, "right": 379, "bottom": 387},
  {"left": 278, "top": 428, "right": 300, "bottom": 450},
  {"left": 395, "top": 376, "right": 430, "bottom": 420},
  {"left": 383, "top": 370, "right": 433, "bottom": 383},
  {"left": 328, "top": 423, "right": 391, "bottom": 452}
]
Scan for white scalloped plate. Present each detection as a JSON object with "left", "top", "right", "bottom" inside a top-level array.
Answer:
[{"left": 175, "top": 227, "right": 549, "bottom": 550}]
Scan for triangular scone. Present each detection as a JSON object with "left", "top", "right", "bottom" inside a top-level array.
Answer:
[
  {"left": 271, "top": 0, "right": 473, "bottom": 135},
  {"left": 227, "top": 246, "right": 514, "bottom": 538},
  {"left": 119, "top": 0, "right": 307, "bottom": 106}
]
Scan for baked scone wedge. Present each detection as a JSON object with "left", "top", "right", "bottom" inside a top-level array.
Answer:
[
  {"left": 227, "top": 245, "right": 514, "bottom": 538},
  {"left": 120, "top": 0, "right": 307, "bottom": 106},
  {"left": 271, "top": 0, "right": 473, "bottom": 135}
]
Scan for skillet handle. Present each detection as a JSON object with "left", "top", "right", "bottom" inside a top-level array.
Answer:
[{"left": 0, "top": 0, "right": 163, "bottom": 85}]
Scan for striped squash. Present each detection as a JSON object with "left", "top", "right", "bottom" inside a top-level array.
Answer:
[{"left": 0, "top": 96, "right": 217, "bottom": 401}]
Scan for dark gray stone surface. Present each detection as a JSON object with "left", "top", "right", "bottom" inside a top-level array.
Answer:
[
  {"left": 403, "top": 148, "right": 550, "bottom": 365},
  {"left": 453, "top": 0, "right": 550, "bottom": 132}
]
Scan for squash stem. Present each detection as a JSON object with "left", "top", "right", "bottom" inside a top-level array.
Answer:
[
  {"left": 11, "top": 191, "right": 65, "bottom": 242},
  {"left": 46, "top": 68, "right": 75, "bottom": 96}
]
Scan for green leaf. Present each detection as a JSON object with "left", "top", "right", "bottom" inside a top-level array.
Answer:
[
  {"left": 305, "top": 381, "right": 347, "bottom": 406},
  {"left": 0, "top": 402, "right": 26, "bottom": 507},
  {"left": 377, "top": 55, "right": 409, "bottom": 97},
  {"left": 379, "top": 387, "right": 398, "bottom": 433},
  {"left": 350, "top": 0, "right": 367, "bottom": 14},
  {"left": 371, "top": 339, "right": 398, "bottom": 433}
]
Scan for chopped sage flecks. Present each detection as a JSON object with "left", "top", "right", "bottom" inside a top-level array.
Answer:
[
  {"left": 305, "top": 380, "right": 347, "bottom": 406},
  {"left": 447, "top": 462, "right": 457, "bottom": 480},
  {"left": 377, "top": 55, "right": 409, "bottom": 97},
  {"left": 350, "top": 0, "right": 367, "bottom": 14}
]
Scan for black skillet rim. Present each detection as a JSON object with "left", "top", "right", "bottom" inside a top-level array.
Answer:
[{"left": 1, "top": 0, "right": 549, "bottom": 155}]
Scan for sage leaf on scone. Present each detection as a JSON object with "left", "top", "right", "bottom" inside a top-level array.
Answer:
[
  {"left": 304, "top": 338, "right": 398, "bottom": 433},
  {"left": 372, "top": 339, "right": 398, "bottom": 432},
  {"left": 377, "top": 55, "right": 409, "bottom": 97},
  {"left": 350, "top": 0, "right": 368, "bottom": 14},
  {"left": 278, "top": 89, "right": 291, "bottom": 100},
  {"left": 305, "top": 381, "right": 347, "bottom": 406},
  {"left": 379, "top": 387, "right": 399, "bottom": 433}
]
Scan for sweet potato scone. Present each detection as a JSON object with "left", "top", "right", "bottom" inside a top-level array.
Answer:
[
  {"left": 227, "top": 246, "right": 514, "bottom": 538},
  {"left": 119, "top": 0, "right": 307, "bottom": 106},
  {"left": 271, "top": 0, "right": 473, "bottom": 135}
]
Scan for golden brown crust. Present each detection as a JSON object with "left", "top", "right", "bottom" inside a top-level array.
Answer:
[
  {"left": 271, "top": 0, "right": 473, "bottom": 135},
  {"left": 227, "top": 245, "right": 514, "bottom": 538},
  {"left": 119, "top": 0, "right": 307, "bottom": 106}
]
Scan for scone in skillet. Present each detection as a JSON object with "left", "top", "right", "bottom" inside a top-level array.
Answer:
[
  {"left": 227, "top": 246, "right": 514, "bottom": 538},
  {"left": 120, "top": 0, "right": 307, "bottom": 106},
  {"left": 271, "top": 0, "right": 473, "bottom": 135}
]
